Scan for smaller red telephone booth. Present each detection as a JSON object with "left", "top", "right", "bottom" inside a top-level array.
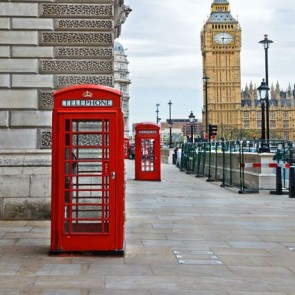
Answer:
[
  {"left": 50, "top": 84, "right": 125, "bottom": 255},
  {"left": 135, "top": 122, "right": 161, "bottom": 181},
  {"left": 123, "top": 138, "right": 130, "bottom": 159}
]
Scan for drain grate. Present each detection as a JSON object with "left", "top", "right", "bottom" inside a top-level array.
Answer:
[{"left": 173, "top": 249, "right": 222, "bottom": 265}]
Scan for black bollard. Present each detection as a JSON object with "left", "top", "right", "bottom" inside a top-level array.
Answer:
[
  {"left": 172, "top": 153, "right": 176, "bottom": 165},
  {"left": 276, "top": 166, "right": 282, "bottom": 195},
  {"left": 289, "top": 167, "right": 295, "bottom": 198}
]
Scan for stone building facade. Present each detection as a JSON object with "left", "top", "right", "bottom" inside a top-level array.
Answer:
[
  {"left": 241, "top": 82, "right": 295, "bottom": 140},
  {"left": 0, "top": 1, "right": 131, "bottom": 219},
  {"left": 161, "top": 119, "right": 203, "bottom": 144},
  {"left": 114, "top": 41, "right": 131, "bottom": 137}
]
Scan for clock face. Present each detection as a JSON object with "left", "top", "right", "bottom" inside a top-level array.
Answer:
[{"left": 214, "top": 32, "right": 234, "bottom": 44}]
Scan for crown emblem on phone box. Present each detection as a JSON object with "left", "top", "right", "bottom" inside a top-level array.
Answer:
[{"left": 82, "top": 91, "right": 93, "bottom": 98}]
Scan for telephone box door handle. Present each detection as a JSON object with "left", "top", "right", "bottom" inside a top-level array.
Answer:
[{"left": 111, "top": 172, "right": 116, "bottom": 179}]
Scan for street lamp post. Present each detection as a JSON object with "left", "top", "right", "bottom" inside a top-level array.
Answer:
[
  {"left": 156, "top": 103, "right": 161, "bottom": 124},
  {"left": 260, "top": 97, "right": 266, "bottom": 141},
  {"left": 203, "top": 76, "right": 210, "bottom": 138},
  {"left": 258, "top": 79, "right": 270, "bottom": 150},
  {"left": 189, "top": 111, "right": 195, "bottom": 143},
  {"left": 259, "top": 34, "right": 273, "bottom": 141},
  {"left": 168, "top": 100, "right": 173, "bottom": 148}
]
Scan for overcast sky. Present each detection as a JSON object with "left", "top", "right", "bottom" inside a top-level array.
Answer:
[{"left": 118, "top": 0, "right": 295, "bottom": 127}]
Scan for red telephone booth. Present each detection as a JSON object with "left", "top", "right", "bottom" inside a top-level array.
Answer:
[
  {"left": 123, "top": 138, "right": 130, "bottom": 159},
  {"left": 135, "top": 122, "right": 161, "bottom": 181},
  {"left": 50, "top": 84, "right": 125, "bottom": 255}
]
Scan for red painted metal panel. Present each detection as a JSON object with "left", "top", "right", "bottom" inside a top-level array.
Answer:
[
  {"left": 50, "top": 85, "right": 124, "bottom": 255},
  {"left": 135, "top": 122, "right": 161, "bottom": 181},
  {"left": 124, "top": 138, "right": 130, "bottom": 159}
]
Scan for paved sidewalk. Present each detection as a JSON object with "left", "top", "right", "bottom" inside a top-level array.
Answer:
[{"left": 1, "top": 160, "right": 295, "bottom": 294}]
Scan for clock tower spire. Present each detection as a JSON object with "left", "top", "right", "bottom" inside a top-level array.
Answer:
[
  {"left": 201, "top": 0, "right": 242, "bottom": 139},
  {"left": 211, "top": 0, "right": 230, "bottom": 13}
]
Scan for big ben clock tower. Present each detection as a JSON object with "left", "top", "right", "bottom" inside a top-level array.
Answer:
[{"left": 201, "top": 0, "right": 242, "bottom": 138}]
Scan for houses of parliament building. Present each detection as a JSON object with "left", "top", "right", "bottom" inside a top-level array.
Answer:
[
  {"left": 241, "top": 82, "right": 295, "bottom": 140},
  {"left": 201, "top": 0, "right": 295, "bottom": 141}
]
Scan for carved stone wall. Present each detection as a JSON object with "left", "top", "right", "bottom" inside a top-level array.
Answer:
[
  {"left": 39, "top": 91, "right": 54, "bottom": 110},
  {"left": 55, "top": 47, "right": 113, "bottom": 59},
  {"left": 40, "top": 60, "right": 113, "bottom": 74},
  {"left": 40, "top": 32, "right": 113, "bottom": 46},
  {"left": 56, "top": 74, "right": 113, "bottom": 88},
  {"left": 34, "top": 1, "right": 117, "bottom": 149},
  {"left": 38, "top": 2, "right": 115, "bottom": 110},
  {"left": 40, "top": 4, "right": 113, "bottom": 18},
  {"left": 55, "top": 19, "right": 113, "bottom": 30},
  {"left": 0, "top": 0, "right": 130, "bottom": 219},
  {"left": 39, "top": 129, "right": 53, "bottom": 149}
]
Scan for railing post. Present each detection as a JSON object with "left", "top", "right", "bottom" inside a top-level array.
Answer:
[
  {"left": 202, "top": 144, "right": 206, "bottom": 176},
  {"left": 180, "top": 143, "right": 185, "bottom": 171},
  {"left": 220, "top": 141, "right": 226, "bottom": 187},
  {"left": 238, "top": 141, "right": 245, "bottom": 194},
  {"left": 207, "top": 142, "right": 213, "bottom": 182},
  {"left": 289, "top": 166, "right": 295, "bottom": 198},
  {"left": 195, "top": 144, "right": 202, "bottom": 176}
]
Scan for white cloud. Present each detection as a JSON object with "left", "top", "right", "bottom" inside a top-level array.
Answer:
[{"left": 119, "top": 0, "right": 295, "bottom": 126}]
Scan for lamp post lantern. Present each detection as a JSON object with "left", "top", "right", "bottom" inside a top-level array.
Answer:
[
  {"left": 202, "top": 76, "right": 210, "bottom": 137},
  {"left": 257, "top": 79, "right": 270, "bottom": 142},
  {"left": 189, "top": 111, "right": 195, "bottom": 143},
  {"left": 168, "top": 100, "right": 173, "bottom": 148},
  {"left": 259, "top": 34, "right": 273, "bottom": 140}
]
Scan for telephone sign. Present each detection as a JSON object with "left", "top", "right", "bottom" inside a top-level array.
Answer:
[
  {"left": 62, "top": 99, "right": 113, "bottom": 107},
  {"left": 50, "top": 84, "right": 125, "bottom": 255}
]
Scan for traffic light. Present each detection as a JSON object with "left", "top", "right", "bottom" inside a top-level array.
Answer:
[{"left": 209, "top": 124, "right": 218, "bottom": 140}]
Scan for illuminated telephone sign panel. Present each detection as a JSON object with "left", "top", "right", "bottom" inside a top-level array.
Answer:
[
  {"left": 50, "top": 84, "right": 125, "bottom": 255},
  {"left": 135, "top": 122, "right": 161, "bottom": 181}
]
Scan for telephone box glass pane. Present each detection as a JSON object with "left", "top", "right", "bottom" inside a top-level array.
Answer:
[
  {"left": 141, "top": 138, "right": 155, "bottom": 172},
  {"left": 64, "top": 119, "right": 110, "bottom": 234}
]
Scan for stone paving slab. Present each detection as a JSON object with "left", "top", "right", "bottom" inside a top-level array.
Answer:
[{"left": 0, "top": 160, "right": 295, "bottom": 294}]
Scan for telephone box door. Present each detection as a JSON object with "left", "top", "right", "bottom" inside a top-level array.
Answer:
[
  {"left": 60, "top": 114, "right": 115, "bottom": 250},
  {"left": 52, "top": 113, "right": 122, "bottom": 252}
]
